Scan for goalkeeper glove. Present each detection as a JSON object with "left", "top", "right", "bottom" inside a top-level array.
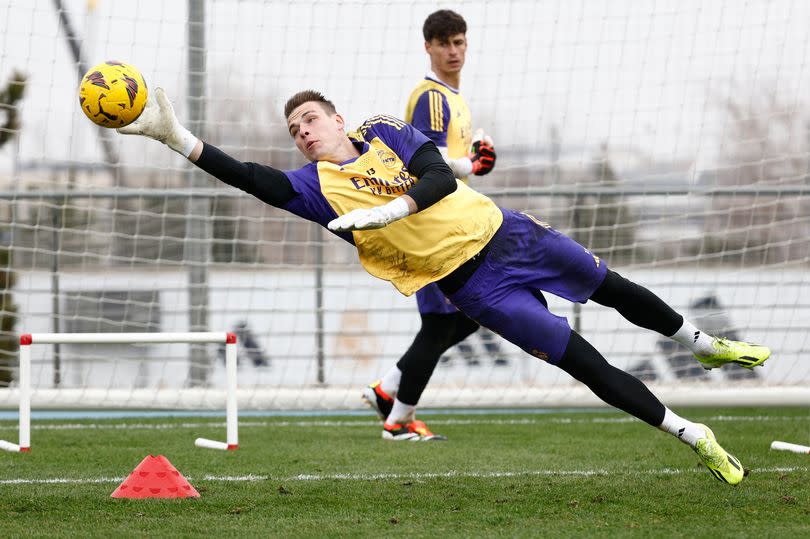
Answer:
[
  {"left": 327, "top": 198, "right": 411, "bottom": 232},
  {"left": 469, "top": 132, "right": 496, "bottom": 176},
  {"left": 117, "top": 87, "right": 198, "bottom": 158}
]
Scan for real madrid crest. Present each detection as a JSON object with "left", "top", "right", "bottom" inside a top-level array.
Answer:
[{"left": 376, "top": 149, "right": 398, "bottom": 170}]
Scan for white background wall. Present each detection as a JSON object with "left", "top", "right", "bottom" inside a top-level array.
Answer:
[{"left": 13, "top": 266, "right": 809, "bottom": 396}]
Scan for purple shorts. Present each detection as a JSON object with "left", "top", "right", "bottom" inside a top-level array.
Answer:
[
  {"left": 416, "top": 282, "right": 458, "bottom": 315},
  {"left": 445, "top": 209, "right": 607, "bottom": 364}
]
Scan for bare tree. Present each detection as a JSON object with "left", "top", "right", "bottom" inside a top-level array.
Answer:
[
  {"left": 702, "top": 87, "right": 810, "bottom": 264},
  {"left": 0, "top": 71, "right": 25, "bottom": 385},
  {"left": 576, "top": 142, "right": 638, "bottom": 264},
  {"left": 205, "top": 81, "right": 334, "bottom": 266}
]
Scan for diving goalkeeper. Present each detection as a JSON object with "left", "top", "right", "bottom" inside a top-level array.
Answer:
[{"left": 117, "top": 86, "right": 770, "bottom": 486}]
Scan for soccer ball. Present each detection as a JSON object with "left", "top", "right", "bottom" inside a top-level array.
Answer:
[{"left": 78, "top": 61, "right": 147, "bottom": 128}]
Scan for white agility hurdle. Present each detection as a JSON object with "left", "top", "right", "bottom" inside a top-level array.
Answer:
[{"left": 0, "top": 332, "right": 239, "bottom": 453}]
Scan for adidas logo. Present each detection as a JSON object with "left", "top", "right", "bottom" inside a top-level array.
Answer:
[
  {"left": 678, "top": 427, "right": 685, "bottom": 438},
  {"left": 693, "top": 331, "right": 700, "bottom": 343}
]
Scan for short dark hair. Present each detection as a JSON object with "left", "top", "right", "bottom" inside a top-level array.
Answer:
[
  {"left": 422, "top": 9, "right": 467, "bottom": 42},
  {"left": 284, "top": 90, "right": 337, "bottom": 119}
]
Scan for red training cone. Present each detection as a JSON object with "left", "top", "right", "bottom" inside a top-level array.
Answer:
[{"left": 111, "top": 455, "right": 200, "bottom": 499}]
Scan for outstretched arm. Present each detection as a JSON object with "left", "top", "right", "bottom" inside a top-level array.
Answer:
[{"left": 118, "top": 87, "right": 295, "bottom": 207}]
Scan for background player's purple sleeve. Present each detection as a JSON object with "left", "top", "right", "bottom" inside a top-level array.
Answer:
[{"left": 410, "top": 90, "right": 450, "bottom": 146}]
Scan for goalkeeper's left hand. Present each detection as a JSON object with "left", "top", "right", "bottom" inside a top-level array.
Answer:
[
  {"left": 469, "top": 132, "right": 496, "bottom": 176},
  {"left": 117, "top": 87, "right": 198, "bottom": 158},
  {"left": 327, "top": 198, "right": 411, "bottom": 232}
]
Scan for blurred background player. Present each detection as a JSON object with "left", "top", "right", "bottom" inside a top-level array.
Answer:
[{"left": 361, "top": 9, "right": 503, "bottom": 441}]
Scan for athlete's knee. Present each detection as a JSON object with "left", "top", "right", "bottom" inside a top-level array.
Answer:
[
  {"left": 557, "top": 331, "right": 611, "bottom": 383},
  {"left": 589, "top": 270, "right": 683, "bottom": 333},
  {"left": 590, "top": 269, "right": 651, "bottom": 305},
  {"left": 416, "top": 313, "right": 464, "bottom": 351},
  {"left": 589, "top": 269, "right": 623, "bottom": 306},
  {"left": 449, "top": 313, "right": 479, "bottom": 344}
]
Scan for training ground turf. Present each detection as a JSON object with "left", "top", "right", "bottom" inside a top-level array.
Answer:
[{"left": 0, "top": 407, "right": 808, "bottom": 538}]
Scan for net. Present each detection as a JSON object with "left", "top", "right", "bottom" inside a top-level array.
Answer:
[{"left": 1, "top": 0, "right": 808, "bottom": 409}]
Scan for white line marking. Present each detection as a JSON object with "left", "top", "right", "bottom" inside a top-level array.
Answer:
[
  {"left": 0, "top": 415, "right": 804, "bottom": 432},
  {"left": 199, "top": 474, "right": 269, "bottom": 482},
  {"left": 1, "top": 466, "right": 806, "bottom": 485},
  {"left": 0, "top": 477, "right": 125, "bottom": 485},
  {"left": 281, "top": 466, "right": 810, "bottom": 481}
]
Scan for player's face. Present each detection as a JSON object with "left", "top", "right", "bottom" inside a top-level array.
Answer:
[
  {"left": 287, "top": 102, "right": 346, "bottom": 162},
  {"left": 425, "top": 33, "right": 467, "bottom": 76}
]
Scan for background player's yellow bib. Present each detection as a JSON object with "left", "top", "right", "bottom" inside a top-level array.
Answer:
[{"left": 405, "top": 76, "right": 472, "bottom": 182}]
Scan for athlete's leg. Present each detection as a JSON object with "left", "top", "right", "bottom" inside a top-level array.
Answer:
[
  {"left": 395, "top": 312, "right": 479, "bottom": 405},
  {"left": 442, "top": 210, "right": 745, "bottom": 482},
  {"left": 559, "top": 330, "right": 666, "bottom": 425},
  {"left": 589, "top": 269, "right": 682, "bottom": 336},
  {"left": 365, "top": 312, "right": 460, "bottom": 421},
  {"left": 367, "top": 281, "right": 466, "bottom": 407},
  {"left": 372, "top": 311, "right": 477, "bottom": 441},
  {"left": 493, "top": 211, "right": 764, "bottom": 369},
  {"left": 558, "top": 330, "right": 745, "bottom": 484},
  {"left": 589, "top": 269, "right": 769, "bottom": 369},
  {"left": 560, "top": 333, "right": 741, "bottom": 473},
  {"left": 364, "top": 281, "right": 480, "bottom": 441},
  {"left": 449, "top": 281, "right": 745, "bottom": 484}
]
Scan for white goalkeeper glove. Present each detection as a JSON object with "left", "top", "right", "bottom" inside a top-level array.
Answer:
[
  {"left": 445, "top": 129, "right": 496, "bottom": 178},
  {"left": 327, "top": 198, "right": 411, "bottom": 232},
  {"left": 117, "top": 87, "right": 199, "bottom": 158},
  {"left": 444, "top": 148, "right": 473, "bottom": 178}
]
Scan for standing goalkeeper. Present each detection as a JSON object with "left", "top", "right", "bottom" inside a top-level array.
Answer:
[
  {"left": 118, "top": 82, "right": 769, "bottom": 486},
  {"left": 361, "top": 10, "right": 502, "bottom": 441}
]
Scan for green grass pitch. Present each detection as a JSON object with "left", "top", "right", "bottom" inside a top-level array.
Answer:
[{"left": 1, "top": 408, "right": 808, "bottom": 537}]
